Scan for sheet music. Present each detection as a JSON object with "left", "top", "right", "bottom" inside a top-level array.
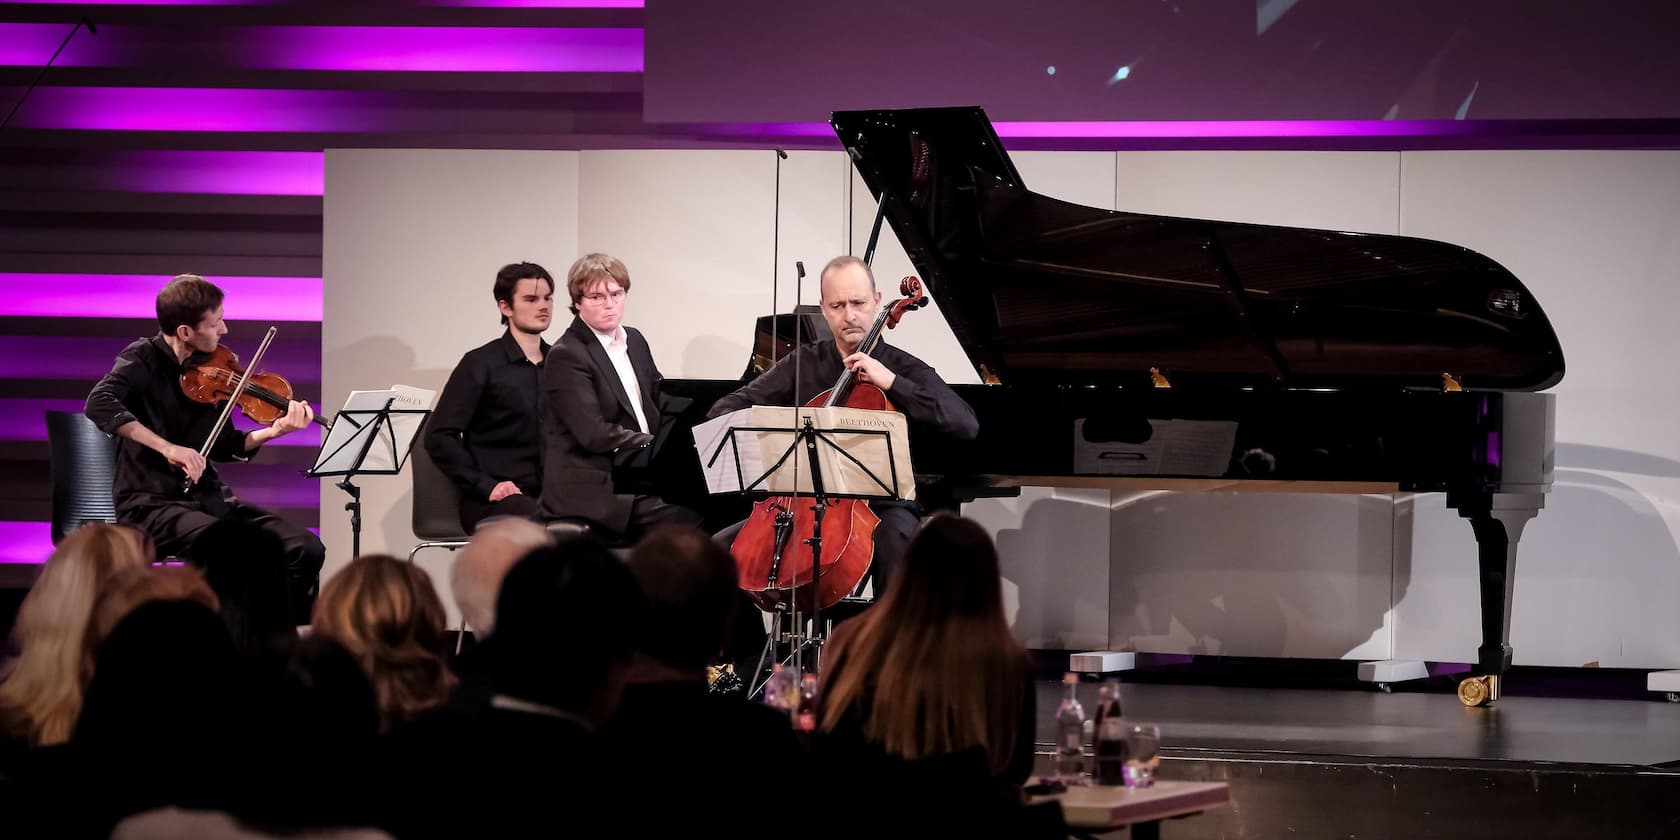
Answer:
[
  {"left": 309, "top": 385, "right": 435, "bottom": 475},
  {"left": 693, "top": 406, "right": 914, "bottom": 500},
  {"left": 693, "top": 409, "right": 766, "bottom": 495}
]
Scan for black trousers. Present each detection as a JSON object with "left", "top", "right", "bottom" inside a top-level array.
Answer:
[
  {"left": 606, "top": 495, "right": 702, "bottom": 544},
  {"left": 458, "top": 493, "right": 545, "bottom": 532},
  {"left": 124, "top": 501, "right": 326, "bottom": 624}
]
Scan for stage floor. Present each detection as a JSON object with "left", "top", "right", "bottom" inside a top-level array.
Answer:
[{"left": 1033, "top": 680, "right": 1680, "bottom": 768}]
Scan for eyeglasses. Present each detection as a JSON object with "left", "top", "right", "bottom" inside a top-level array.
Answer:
[{"left": 581, "top": 289, "right": 626, "bottom": 305}]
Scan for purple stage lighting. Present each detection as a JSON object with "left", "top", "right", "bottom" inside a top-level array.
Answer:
[
  {"left": 0, "top": 274, "right": 322, "bottom": 321},
  {"left": 0, "top": 521, "right": 53, "bottom": 567},
  {"left": 109, "top": 151, "right": 324, "bottom": 196},
  {"left": 0, "top": 24, "right": 642, "bottom": 73}
]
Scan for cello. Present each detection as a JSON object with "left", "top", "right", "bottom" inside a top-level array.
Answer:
[{"left": 730, "top": 275, "right": 928, "bottom": 611}]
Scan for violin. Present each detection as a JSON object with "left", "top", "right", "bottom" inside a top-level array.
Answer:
[
  {"left": 180, "top": 344, "right": 329, "bottom": 430},
  {"left": 729, "top": 276, "right": 928, "bottom": 611}
]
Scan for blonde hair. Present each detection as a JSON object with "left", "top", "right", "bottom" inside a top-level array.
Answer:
[
  {"left": 451, "top": 517, "right": 550, "bottom": 636},
  {"left": 313, "top": 554, "right": 455, "bottom": 731},
  {"left": 817, "top": 515, "right": 1026, "bottom": 776},
  {"left": 0, "top": 524, "right": 152, "bottom": 746},
  {"left": 565, "top": 252, "right": 632, "bottom": 312},
  {"left": 87, "top": 565, "right": 220, "bottom": 658}
]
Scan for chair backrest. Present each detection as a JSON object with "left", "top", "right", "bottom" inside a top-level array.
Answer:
[
  {"left": 45, "top": 410, "right": 118, "bottom": 545},
  {"left": 410, "top": 428, "right": 468, "bottom": 541}
]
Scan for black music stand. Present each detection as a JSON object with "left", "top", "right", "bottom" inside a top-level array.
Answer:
[
  {"left": 306, "top": 398, "right": 429, "bottom": 558},
  {"left": 702, "top": 408, "right": 910, "bottom": 692}
]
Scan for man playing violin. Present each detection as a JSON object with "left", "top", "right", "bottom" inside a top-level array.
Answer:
[
  {"left": 707, "top": 255, "right": 979, "bottom": 598},
  {"left": 85, "top": 274, "right": 325, "bottom": 622},
  {"left": 425, "top": 261, "right": 554, "bottom": 531}
]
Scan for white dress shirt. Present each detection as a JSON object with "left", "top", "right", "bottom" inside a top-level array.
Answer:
[{"left": 591, "top": 325, "right": 650, "bottom": 433}]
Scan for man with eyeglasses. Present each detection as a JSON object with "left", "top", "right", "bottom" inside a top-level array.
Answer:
[{"left": 539, "top": 253, "right": 700, "bottom": 541}]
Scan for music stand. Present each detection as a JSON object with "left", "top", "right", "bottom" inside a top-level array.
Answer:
[
  {"left": 695, "top": 405, "right": 913, "bottom": 692},
  {"left": 307, "top": 395, "right": 430, "bottom": 557}
]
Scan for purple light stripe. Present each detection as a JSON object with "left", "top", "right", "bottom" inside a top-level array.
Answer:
[
  {"left": 0, "top": 521, "right": 53, "bottom": 566},
  {"left": 0, "top": 23, "right": 77, "bottom": 68},
  {"left": 424, "top": 0, "right": 643, "bottom": 6},
  {"left": 0, "top": 399, "right": 320, "bottom": 447},
  {"left": 7, "top": 88, "right": 386, "bottom": 133},
  {"left": 0, "top": 399, "right": 87, "bottom": 441},
  {"left": 257, "top": 27, "right": 642, "bottom": 73},
  {"left": 0, "top": 336, "right": 320, "bottom": 384},
  {"left": 0, "top": 274, "right": 322, "bottom": 321},
  {"left": 108, "top": 151, "right": 323, "bottom": 196},
  {"left": 5, "top": 1, "right": 265, "bottom": 5},
  {"left": 0, "top": 25, "right": 641, "bottom": 73},
  {"left": 699, "top": 120, "right": 1545, "bottom": 140},
  {"left": 0, "top": 521, "right": 323, "bottom": 568}
]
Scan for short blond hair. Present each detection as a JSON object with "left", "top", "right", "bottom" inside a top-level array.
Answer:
[
  {"left": 565, "top": 252, "right": 632, "bottom": 313},
  {"left": 452, "top": 517, "right": 552, "bottom": 636}
]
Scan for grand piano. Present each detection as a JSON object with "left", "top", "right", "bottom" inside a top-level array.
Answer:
[{"left": 654, "top": 106, "right": 1563, "bottom": 706}]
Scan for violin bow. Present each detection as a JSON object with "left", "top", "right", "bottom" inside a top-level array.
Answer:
[{"left": 185, "top": 325, "right": 278, "bottom": 493}]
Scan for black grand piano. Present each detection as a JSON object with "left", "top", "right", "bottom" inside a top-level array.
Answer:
[{"left": 653, "top": 106, "right": 1563, "bottom": 706}]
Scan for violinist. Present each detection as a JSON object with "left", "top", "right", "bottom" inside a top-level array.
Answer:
[
  {"left": 708, "top": 256, "right": 979, "bottom": 597},
  {"left": 84, "top": 274, "right": 325, "bottom": 622}
]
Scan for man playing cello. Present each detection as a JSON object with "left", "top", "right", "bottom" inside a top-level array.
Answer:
[
  {"left": 85, "top": 274, "right": 325, "bottom": 622},
  {"left": 708, "top": 256, "right": 979, "bottom": 597}
]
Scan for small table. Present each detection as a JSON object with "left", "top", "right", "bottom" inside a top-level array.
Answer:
[{"left": 1034, "top": 779, "right": 1229, "bottom": 839}]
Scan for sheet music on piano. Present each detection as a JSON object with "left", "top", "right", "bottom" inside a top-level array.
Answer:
[{"left": 1073, "top": 418, "right": 1237, "bottom": 477}]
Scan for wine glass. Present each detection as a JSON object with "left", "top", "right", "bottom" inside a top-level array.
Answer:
[{"left": 1122, "top": 724, "right": 1161, "bottom": 788}]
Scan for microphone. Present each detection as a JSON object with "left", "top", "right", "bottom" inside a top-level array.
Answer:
[
  {"left": 796, "top": 260, "right": 805, "bottom": 280},
  {"left": 82, "top": 16, "right": 98, "bottom": 35},
  {"left": 776, "top": 148, "right": 788, "bottom": 160}
]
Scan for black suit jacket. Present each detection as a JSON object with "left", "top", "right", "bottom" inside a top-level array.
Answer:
[{"left": 540, "top": 316, "right": 660, "bottom": 533}]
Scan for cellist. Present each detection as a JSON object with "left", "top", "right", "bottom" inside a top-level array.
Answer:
[
  {"left": 708, "top": 256, "right": 979, "bottom": 598},
  {"left": 84, "top": 274, "right": 324, "bottom": 622}
]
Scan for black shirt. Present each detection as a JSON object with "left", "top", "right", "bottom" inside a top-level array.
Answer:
[
  {"left": 84, "top": 335, "right": 255, "bottom": 516},
  {"left": 705, "top": 340, "right": 979, "bottom": 442},
  {"left": 425, "top": 330, "right": 550, "bottom": 501}
]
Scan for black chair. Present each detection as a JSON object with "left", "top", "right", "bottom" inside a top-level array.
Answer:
[
  {"left": 45, "top": 410, "right": 118, "bottom": 545},
  {"left": 408, "top": 436, "right": 471, "bottom": 563}
]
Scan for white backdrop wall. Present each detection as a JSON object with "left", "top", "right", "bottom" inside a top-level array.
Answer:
[{"left": 323, "top": 146, "right": 1680, "bottom": 668}]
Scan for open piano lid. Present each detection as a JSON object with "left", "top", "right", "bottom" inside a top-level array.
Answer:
[{"left": 831, "top": 106, "right": 1565, "bottom": 392}]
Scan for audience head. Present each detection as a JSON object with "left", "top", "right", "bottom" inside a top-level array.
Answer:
[
  {"left": 818, "top": 514, "right": 1025, "bottom": 775},
  {"left": 311, "top": 553, "right": 454, "bottom": 731},
  {"left": 228, "top": 634, "right": 382, "bottom": 829},
  {"left": 626, "top": 526, "right": 738, "bottom": 673},
  {"left": 452, "top": 516, "right": 551, "bottom": 636},
  {"left": 87, "top": 565, "right": 220, "bottom": 659},
  {"left": 0, "top": 523, "right": 151, "bottom": 746},
  {"left": 189, "top": 518, "right": 298, "bottom": 652},
  {"left": 488, "top": 538, "right": 647, "bottom": 723},
  {"left": 74, "top": 598, "right": 242, "bottom": 821}
]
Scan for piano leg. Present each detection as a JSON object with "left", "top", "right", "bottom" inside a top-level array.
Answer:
[{"left": 1451, "top": 491, "right": 1546, "bottom": 707}]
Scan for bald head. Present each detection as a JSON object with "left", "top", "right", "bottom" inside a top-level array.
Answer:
[{"left": 451, "top": 518, "right": 551, "bottom": 636}]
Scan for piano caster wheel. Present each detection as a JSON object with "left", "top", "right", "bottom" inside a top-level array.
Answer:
[
  {"left": 1376, "top": 682, "right": 1393, "bottom": 694},
  {"left": 1457, "top": 675, "right": 1500, "bottom": 707}
]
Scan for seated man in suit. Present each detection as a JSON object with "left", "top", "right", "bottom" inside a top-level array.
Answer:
[
  {"left": 425, "top": 262, "right": 555, "bottom": 531},
  {"left": 708, "top": 255, "right": 979, "bottom": 598},
  {"left": 540, "top": 253, "right": 700, "bottom": 541}
]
